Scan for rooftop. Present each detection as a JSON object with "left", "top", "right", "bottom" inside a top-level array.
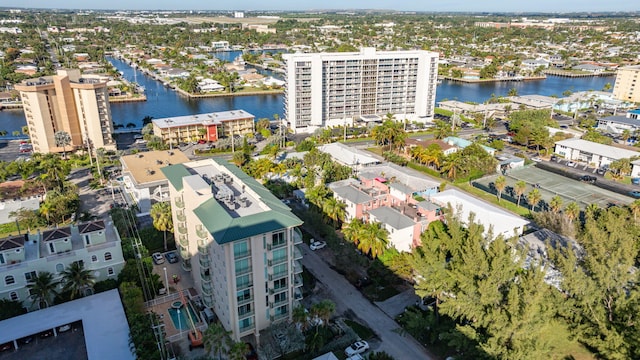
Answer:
[
  {"left": 0, "top": 234, "right": 26, "bottom": 251},
  {"left": 360, "top": 163, "right": 440, "bottom": 193},
  {"left": 0, "top": 289, "right": 133, "bottom": 360},
  {"left": 555, "top": 138, "right": 640, "bottom": 160},
  {"left": 317, "top": 142, "right": 381, "bottom": 167},
  {"left": 430, "top": 189, "right": 529, "bottom": 238},
  {"left": 152, "top": 110, "right": 254, "bottom": 129},
  {"left": 120, "top": 149, "right": 190, "bottom": 186},
  {"left": 162, "top": 159, "right": 302, "bottom": 245},
  {"left": 333, "top": 185, "right": 374, "bottom": 204},
  {"left": 369, "top": 206, "right": 416, "bottom": 230}
]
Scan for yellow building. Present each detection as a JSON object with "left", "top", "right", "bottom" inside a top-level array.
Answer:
[
  {"left": 613, "top": 65, "right": 640, "bottom": 103},
  {"left": 152, "top": 110, "right": 255, "bottom": 146},
  {"left": 15, "top": 69, "right": 116, "bottom": 154}
]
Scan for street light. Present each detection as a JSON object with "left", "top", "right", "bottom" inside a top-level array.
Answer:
[{"left": 163, "top": 267, "right": 169, "bottom": 295}]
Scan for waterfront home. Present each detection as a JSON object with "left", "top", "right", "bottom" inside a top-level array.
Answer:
[
  {"left": 197, "top": 78, "right": 224, "bottom": 92},
  {"left": 572, "top": 64, "right": 606, "bottom": 73}
]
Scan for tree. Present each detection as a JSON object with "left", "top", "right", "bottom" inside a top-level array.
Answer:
[
  {"left": 514, "top": 180, "right": 527, "bottom": 207},
  {"left": 27, "top": 271, "right": 59, "bottom": 309},
  {"left": 142, "top": 116, "right": 154, "bottom": 126},
  {"left": 357, "top": 222, "right": 389, "bottom": 259},
  {"left": 54, "top": 131, "right": 72, "bottom": 160},
  {"left": 150, "top": 202, "right": 173, "bottom": 251},
  {"left": 228, "top": 342, "right": 247, "bottom": 360},
  {"left": 9, "top": 207, "right": 41, "bottom": 233},
  {"left": 494, "top": 175, "right": 507, "bottom": 202},
  {"left": 630, "top": 200, "right": 640, "bottom": 223},
  {"left": 0, "top": 299, "right": 26, "bottom": 320},
  {"left": 549, "top": 195, "right": 563, "bottom": 214},
  {"left": 527, "top": 188, "right": 542, "bottom": 212},
  {"left": 204, "top": 322, "right": 232, "bottom": 360},
  {"left": 322, "top": 197, "right": 346, "bottom": 228},
  {"left": 564, "top": 202, "right": 580, "bottom": 224},
  {"left": 310, "top": 299, "right": 335, "bottom": 325},
  {"left": 61, "top": 261, "right": 96, "bottom": 299},
  {"left": 342, "top": 218, "right": 365, "bottom": 245},
  {"left": 292, "top": 305, "right": 309, "bottom": 332},
  {"left": 548, "top": 207, "right": 640, "bottom": 359},
  {"left": 508, "top": 87, "right": 518, "bottom": 96}
]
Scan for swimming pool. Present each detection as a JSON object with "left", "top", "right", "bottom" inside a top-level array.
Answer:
[{"left": 167, "top": 303, "right": 200, "bottom": 331}]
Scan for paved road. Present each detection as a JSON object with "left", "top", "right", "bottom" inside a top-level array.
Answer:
[{"left": 300, "top": 246, "right": 435, "bottom": 360}]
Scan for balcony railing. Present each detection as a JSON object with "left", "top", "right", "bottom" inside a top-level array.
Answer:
[
  {"left": 293, "top": 273, "right": 303, "bottom": 287},
  {"left": 293, "top": 247, "right": 303, "bottom": 260},
  {"left": 237, "top": 295, "right": 253, "bottom": 306},
  {"left": 236, "top": 281, "right": 253, "bottom": 291},
  {"left": 293, "top": 228, "right": 303, "bottom": 244},
  {"left": 176, "top": 212, "right": 186, "bottom": 222},
  {"left": 201, "top": 283, "right": 212, "bottom": 296},
  {"left": 293, "top": 260, "right": 303, "bottom": 274},
  {"left": 239, "top": 321, "right": 255, "bottom": 333},
  {"left": 294, "top": 288, "right": 303, "bottom": 300},
  {"left": 269, "top": 270, "right": 288, "bottom": 281},
  {"left": 198, "top": 244, "right": 208, "bottom": 255},
  {"left": 196, "top": 228, "right": 209, "bottom": 239},
  {"left": 180, "top": 248, "right": 190, "bottom": 260},
  {"left": 235, "top": 266, "right": 252, "bottom": 277},
  {"left": 199, "top": 256, "right": 210, "bottom": 268},
  {"left": 179, "top": 235, "right": 188, "bottom": 247},
  {"left": 174, "top": 197, "right": 185, "bottom": 208},
  {"left": 271, "top": 312, "right": 289, "bottom": 321},
  {"left": 268, "top": 257, "right": 287, "bottom": 267}
]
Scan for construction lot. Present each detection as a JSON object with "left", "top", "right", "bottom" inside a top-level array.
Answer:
[{"left": 476, "top": 166, "right": 633, "bottom": 210}]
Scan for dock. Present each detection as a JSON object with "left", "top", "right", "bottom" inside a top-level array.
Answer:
[{"left": 543, "top": 69, "right": 616, "bottom": 77}]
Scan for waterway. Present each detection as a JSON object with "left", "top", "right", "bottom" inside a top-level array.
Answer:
[{"left": 0, "top": 54, "right": 615, "bottom": 136}]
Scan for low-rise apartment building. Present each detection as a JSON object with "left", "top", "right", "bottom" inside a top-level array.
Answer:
[
  {"left": 554, "top": 138, "right": 640, "bottom": 171},
  {"left": 162, "top": 159, "right": 304, "bottom": 341},
  {"left": 597, "top": 109, "right": 640, "bottom": 135},
  {"left": 0, "top": 220, "right": 125, "bottom": 309},
  {"left": 119, "top": 149, "right": 190, "bottom": 213},
  {"left": 152, "top": 110, "right": 255, "bottom": 146}
]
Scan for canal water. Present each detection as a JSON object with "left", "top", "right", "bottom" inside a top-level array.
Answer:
[{"left": 0, "top": 55, "right": 615, "bottom": 135}]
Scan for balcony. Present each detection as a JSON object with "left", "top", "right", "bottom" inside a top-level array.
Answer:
[
  {"left": 201, "top": 282, "right": 212, "bottom": 296},
  {"left": 235, "top": 266, "right": 252, "bottom": 277},
  {"left": 199, "top": 256, "right": 210, "bottom": 268},
  {"left": 271, "top": 312, "right": 289, "bottom": 322},
  {"left": 237, "top": 295, "right": 253, "bottom": 306},
  {"left": 268, "top": 257, "right": 287, "bottom": 267},
  {"left": 177, "top": 226, "right": 188, "bottom": 235},
  {"left": 293, "top": 228, "right": 303, "bottom": 244},
  {"left": 174, "top": 197, "right": 184, "bottom": 209},
  {"left": 293, "top": 260, "right": 303, "bottom": 274},
  {"left": 179, "top": 248, "right": 190, "bottom": 260},
  {"left": 239, "top": 321, "right": 255, "bottom": 333},
  {"left": 293, "top": 273, "right": 303, "bottom": 288},
  {"left": 179, "top": 235, "right": 189, "bottom": 247},
  {"left": 200, "top": 269, "right": 211, "bottom": 282},
  {"left": 176, "top": 212, "right": 186, "bottom": 222},
  {"left": 293, "top": 247, "right": 303, "bottom": 260},
  {"left": 198, "top": 243, "right": 208, "bottom": 256},
  {"left": 236, "top": 281, "right": 253, "bottom": 291},
  {"left": 196, "top": 227, "right": 209, "bottom": 239},
  {"left": 234, "top": 249, "right": 250, "bottom": 259},
  {"left": 294, "top": 288, "right": 303, "bottom": 300},
  {"left": 269, "top": 270, "right": 288, "bottom": 281},
  {"left": 238, "top": 309, "right": 254, "bottom": 319}
]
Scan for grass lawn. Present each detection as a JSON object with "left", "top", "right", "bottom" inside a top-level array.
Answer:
[
  {"left": 455, "top": 183, "right": 532, "bottom": 217},
  {"left": 344, "top": 319, "right": 375, "bottom": 341}
]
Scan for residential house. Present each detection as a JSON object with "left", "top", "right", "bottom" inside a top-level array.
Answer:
[{"left": 554, "top": 138, "right": 640, "bottom": 170}]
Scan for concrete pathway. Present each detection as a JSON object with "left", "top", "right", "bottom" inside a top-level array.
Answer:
[
  {"left": 375, "top": 289, "right": 421, "bottom": 319},
  {"left": 300, "top": 246, "right": 435, "bottom": 360}
]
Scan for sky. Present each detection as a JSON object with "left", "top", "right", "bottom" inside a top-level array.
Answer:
[{"left": 4, "top": 1, "right": 639, "bottom": 13}]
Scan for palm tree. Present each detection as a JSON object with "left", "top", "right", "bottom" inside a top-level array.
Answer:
[
  {"left": 514, "top": 180, "right": 527, "bottom": 207},
  {"left": 54, "top": 131, "right": 72, "bottom": 160},
  {"left": 629, "top": 200, "right": 640, "bottom": 223},
  {"left": 342, "top": 218, "right": 365, "bottom": 245},
  {"left": 549, "top": 195, "right": 563, "bottom": 214},
  {"left": 441, "top": 152, "right": 463, "bottom": 180},
  {"left": 61, "top": 261, "right": 96, "bottom": 299},
  {"left": 150, "top": 202, "right": 173, "bottom": 251},
  {"left": 311, "top": 299, "right": 335, "bottom": 325},
  {"left": 358, "top": 222, "right": 389, "bottom": 259},
  {"left": 585, "top": 203, "right": 601, "bottom": 219},
  {"left": 27, "top": 272, "right": 59, "bottom": 309},
  {"left": 228, "top": 342, "right": 247, "bottom": 360},
  {"left": 564, "top": 202, "right": 580, "bottom": 224},
  {"left": 322, "top": 197, "right": 346, "bottom": 228},
  {"left": 292, "top": 305, "right": 309, "bottom": 332},
  {"left": 494, "top": 175, "right": 507, "bottom": 202},
  {"left": 204, "top": 323, "right": 231, "bottom": 360},
  {"left": 527, "top": 189, "right": 542, "bottom": 212}
]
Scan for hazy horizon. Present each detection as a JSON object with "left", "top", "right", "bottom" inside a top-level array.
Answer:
[{"left": 2, "top": 0, "right": 639, "bottom": 13}]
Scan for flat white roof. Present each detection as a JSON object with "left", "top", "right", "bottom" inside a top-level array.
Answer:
[
  {"left": 430, "top": 189, "right": 529, "bottom": 238},
  {"left": 152, "top": 110, "right": 254, "bottom": 129},
  {"left": 0, "top": 289, "right": 133, "bottom": 360},
  {"left": 555, "top": 138, "right": 640, "bottom": 160},
  {"left": 318, "top": 143, "right": 381, "bottom": 167}
]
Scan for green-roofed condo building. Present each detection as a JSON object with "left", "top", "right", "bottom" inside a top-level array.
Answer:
[{"left": 161, "top": 158, "right": 304, "bottom": 341}]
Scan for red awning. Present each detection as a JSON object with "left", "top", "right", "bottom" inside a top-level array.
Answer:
[{"left": 375, "top": 177, "right": 387, "bottom": 183}]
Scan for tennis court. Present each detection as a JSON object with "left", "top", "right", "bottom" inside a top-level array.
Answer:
[{"left": 475, "top": 166, "right": 632, "bottom": 209}]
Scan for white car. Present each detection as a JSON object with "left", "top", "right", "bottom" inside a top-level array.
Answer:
[
  {"left": 531, "top": 157, "right": 542, "bottom": 162},
  {"left": 345, "top": 341, "right": 369, "bottom": 356},
  {"left": 567, "top": 161, "right": 576, "bottom": 167},
  {"left": 309, "top": 240, "right": 327, "bottom": 251},
  {"left": 152, "top": 252, "right": 165, "bottom": 265}
]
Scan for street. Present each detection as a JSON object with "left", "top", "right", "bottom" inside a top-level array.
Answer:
[{"left": 300, "top": 245, "right": 435, "bottom": 360}]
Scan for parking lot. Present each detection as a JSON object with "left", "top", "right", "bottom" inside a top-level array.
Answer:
[
  {"left": 477, "top": 165, "right": 633, "bottom": 209},
  {"left": 0, "top": 321, "right": 86, "bottom": 360}
]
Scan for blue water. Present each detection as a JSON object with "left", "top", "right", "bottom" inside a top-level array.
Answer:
[
  {"left": 0, "top": 55, "right": 615, "bottom": 135},
  {"left": 168, "top": 303, "right": 200, "bottom": 330}
]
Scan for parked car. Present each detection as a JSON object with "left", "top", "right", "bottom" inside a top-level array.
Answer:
[
  {"left": 58, "top": 324, "right": 71, "bottom": 332},
  {"left": 567, "top": 161, "right": 576, "bottom": 167},
  {"left": 198, "top": 139, "right": 207, "bottom": 144},
  {"left": 345, "top": 340, "right": 370, "bottom": 356},
  {"left": 531, "top": 157, "right": 542, "bottom": 163},
  {"left": 165, "top": 252, "right": 178, "bottom": 263},
  {"left": 39, "top": 329, "right": 54, "bottom": 339},
  {"left": 580, "top": 175, "right": 597, "bottom": 184},
  {"left": 629, "top": 191, "right": 640, "bottom": 198},
  {"left": 309, "top": 240, "right": 327, "bottom": 251},
  {"left": 152, "top": 252, "right": 165, "bottom": 265}
]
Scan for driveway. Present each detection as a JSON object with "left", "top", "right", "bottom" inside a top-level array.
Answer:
[{"left": 300, "top": 246, "right": 435, "bottom": 360}]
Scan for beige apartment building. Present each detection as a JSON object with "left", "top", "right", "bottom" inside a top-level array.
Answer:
[
  {"left": 162, "top": 159, "right": 304, "bottom": 341},
  {"left": 613, "top": 65, "right": 640, "bottom": 103},
  {"left": 15, "top": 69, "right": 116, "bottom": 154},
  {"left": 151, "top": 110, "right": 255, "bottom": 146}
]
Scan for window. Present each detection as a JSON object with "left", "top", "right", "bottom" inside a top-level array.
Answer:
[
  {"left": 107, "top": 267, "right": 114, "bottom": 276},
  {"left": 235, "top": 258, "right": 250, "bottom": 275},
  {"left": 5, "top": 275, "right": 15, "bottom": 285},
  {"left": 10, "top": 292, "right": 18, "bottom": 301},
  {"left": 104, "top": 252, "right": 112, "bottom": 261},
  {"left": 236, "top": 274, "right": 251, "bottom": 290},
  {"left": 48, "top": 242, "right": 55, "bottom": 254},
  {"left": 272, "top": 232, "right": 286, "bottom": 247},
  {"left": 239, "top": 317, "right": 254, "bottom": 332},
  {"left": 55, "top": 263, "right": 64, "bottom": 273},
  {"left": 91, "top": 255, "right": 98, "bottom": 262},
  {"left": 24, "top": 271, "right": 36, "bottom": 282},
  {"left": 237, "top": 288, "right": 251, "bottom": 303},
  {"left": 273, "top": 263, "right": 287, "bottom": 278},
  {"left": 275, "top": 304, "right": 288, "bottom": 316},
  {"left": 233, "top": 241, "right": 249, "bottom": 259},
  {"left": 274, "top": 278, "right": 287, "bottom": 290},
  {"left": 238, "top": 303, "right": 252, "bottom": 317},
  {"left": 84, "top": 235, "right": 91, "bottom": 245},
  {"left": 272, "top": 248, "right": 287, "bottom": 264},
  {"left": 274, "top": 291, "right": 287, "bottom": 304}
]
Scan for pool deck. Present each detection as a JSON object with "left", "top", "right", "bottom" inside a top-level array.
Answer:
[{"left": 145, "top": 288, "right": 206, "bottom": 339}]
